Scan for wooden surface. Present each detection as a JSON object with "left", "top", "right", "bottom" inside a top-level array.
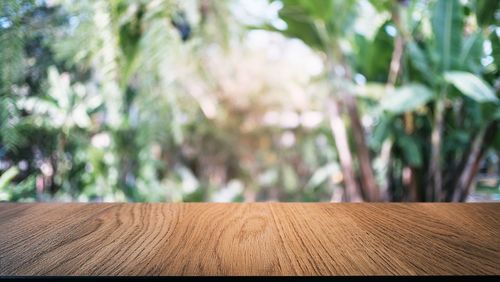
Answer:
[{"left": 0, "top": 203, "right": 499, "bottom": 276}]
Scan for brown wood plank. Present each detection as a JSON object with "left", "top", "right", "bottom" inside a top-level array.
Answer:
[{"left": 0, "top": 203, "right": 499, "bottom": 275}]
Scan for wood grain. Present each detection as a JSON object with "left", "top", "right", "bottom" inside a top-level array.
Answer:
[{"left": 0, "top": 203, "right": 499, "bottom": 275}]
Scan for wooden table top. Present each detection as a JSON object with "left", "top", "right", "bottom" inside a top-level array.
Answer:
[{"left": 0, "top": 203, "right": 499, "bottom": 276}]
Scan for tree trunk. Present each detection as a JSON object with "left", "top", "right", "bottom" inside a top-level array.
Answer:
[
  {"left": 388, "top": 36, "right": 404, "bottom": 85},
  {"left": 324, "top": 51, "right": 378, "bottom": 202},
  {"left": 428, "top": 97, "right": 445, "bottom": 201},
  {"left": 342, "top": 94, "right": 379, "bottom": 201},
  {"left": 452, "top": 121, "right": 497, "bottom": 202},
  {"left": 327, "top": 98, "right": 363, "bottom": 202},
  {"left": 389, "top": 1, "right": 419, "bottom": 202},
  {"left": 379, "top": 138, "right": 393, "bottom": 202}
]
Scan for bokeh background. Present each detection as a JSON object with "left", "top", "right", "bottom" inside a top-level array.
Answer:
[{"left": 0, "top": 0, "right": 499, "bottom": 203}]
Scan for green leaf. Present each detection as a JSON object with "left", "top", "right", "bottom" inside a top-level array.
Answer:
[
  {"left": 432, "top": 0, "right": 463, "bottom": 71},
  {"left": 475, "top": 0, "right": 500, "bottom": 27},
  {"left": 397, "top": 135, "right": 422, "bottom": 167},
  {"left": 368, "top": 0, "right": 393, "bottom": 12},
  {"left": 276, "top": 0, "right": 324, "bottom": 49},
  {"left": 495, "top": 108, "right": 500, "bottom": 120},
  {"left": 6, "top": 175, "right": 36, "bottom": 202},
  {"left": 369, "top": 115, "right": 392, "bottom": 151},
  {"left": 406, "top": 41, "right": 435, "bottom": 85},
  {"left": 481, "top": 102, "right": 500, "bottom": 123},
  {"left": 444, "top": 71, "right": 498, "bottom": 103},
  {"left": 493, "top": 127, "right": 500, "bottom": 150},
  {"left": 381, "top": 84, "right": 435, "bottom": 114},
  {"left": 305, "top": 163, "right": 338, "bottom": 191},
  {"left": 291, "top": 0, "right": 334, "bottom": 21},
  {"left": 490, "top": 30, "right": 500, "bottom": 68},
  {"left": 355, "top": 82, "right": 387, "bottom": 100},
  {"left": 0, "top": 167, "right": 19, "bottom": 191},
  {"left": 47, "top": 66, "right": 70, "bottom": 110},
  {"left": 459, "top": 31, "right": 484, "bottom": 72},
  {"left": 282, "top": 164, "right": 299, "bottom": 192},
  {"left": 0, "top": 96, "right": 24, "bottom": 152},
  {"left": 359, "top": 21, "right": 394, "bottom": 82},
  {"left": 277, "top": 0, "right": 357, "bottom": 50}
]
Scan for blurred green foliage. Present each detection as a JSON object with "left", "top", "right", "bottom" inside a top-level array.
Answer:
[{"left": 0, "top": 0, "right": 499, "bottom": 202}]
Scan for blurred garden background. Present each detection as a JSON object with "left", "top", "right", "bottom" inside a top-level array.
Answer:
[{"left": 0, "top": 0, "right": 499, "bottom": 203}]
